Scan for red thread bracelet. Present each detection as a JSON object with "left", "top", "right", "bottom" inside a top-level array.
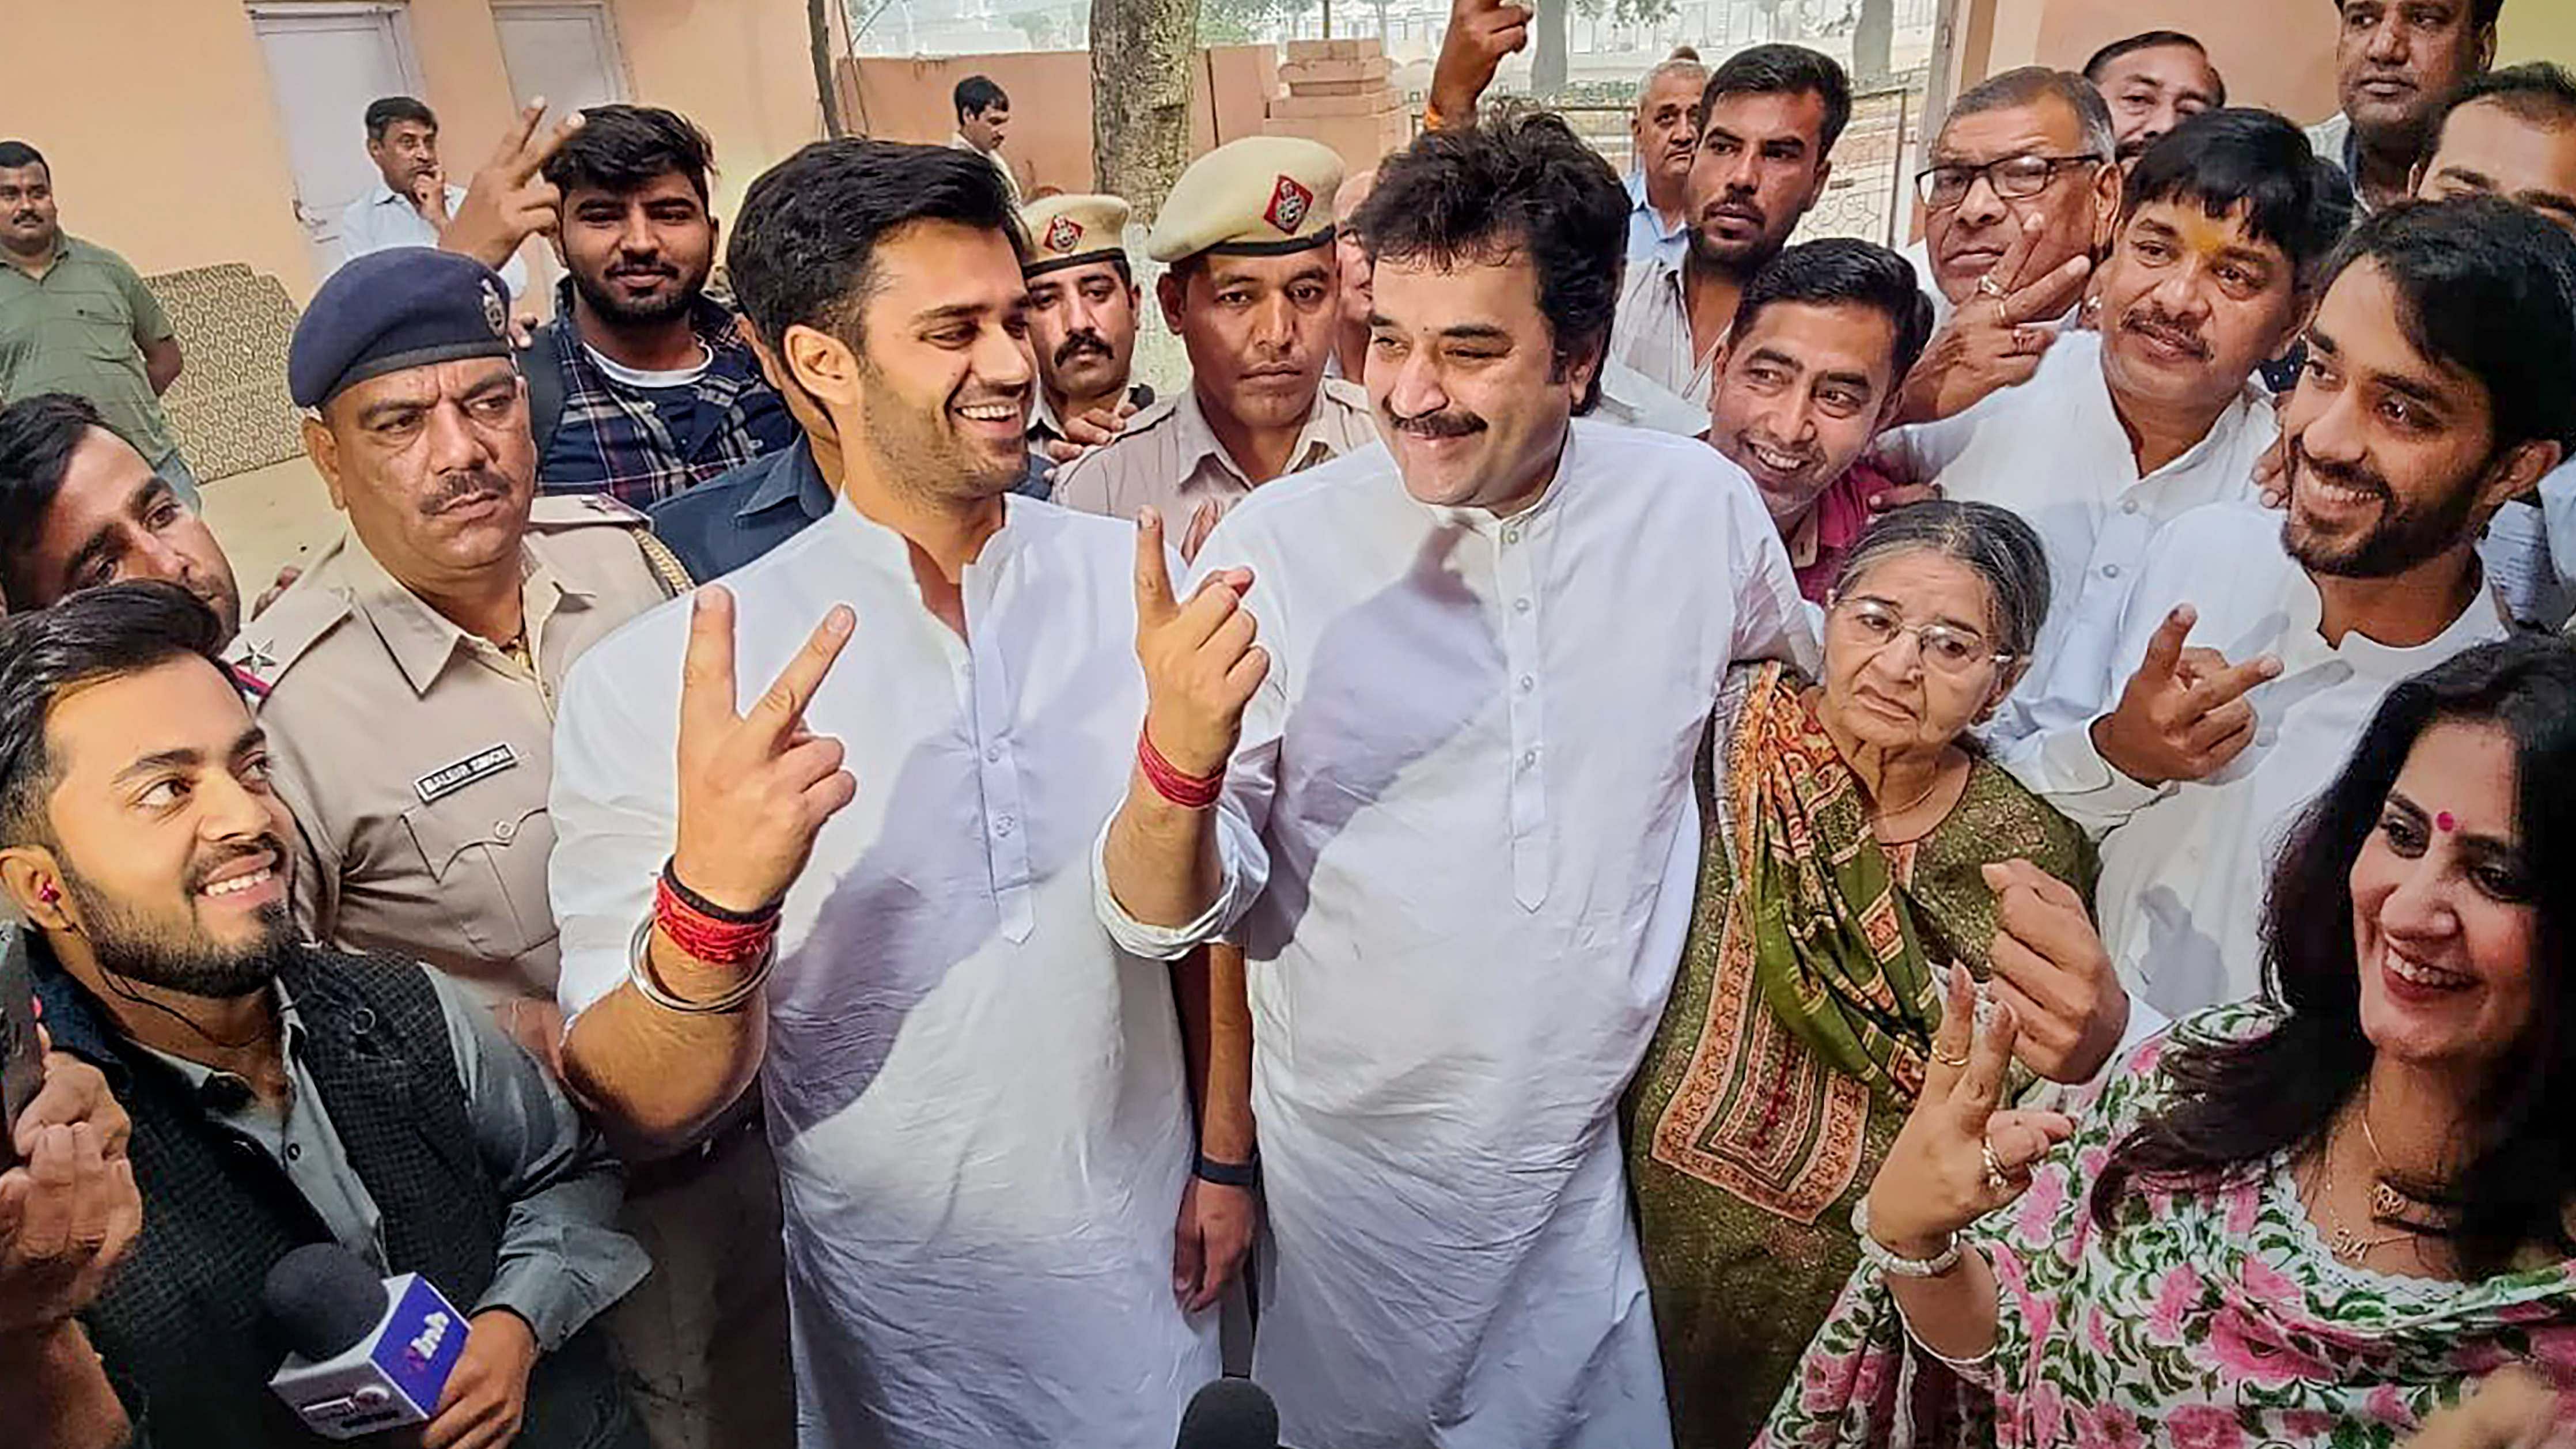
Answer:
[
  {"left": 654, "top": 873, "right": 778, "bottom": 966},
  {"left": 1138, "top": 728, "right": 1225, "bottom": 810}
]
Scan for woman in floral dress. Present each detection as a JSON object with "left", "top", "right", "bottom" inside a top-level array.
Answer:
[{"left": 1765, "top": 636, "right": 2576, "bottom": 1448}]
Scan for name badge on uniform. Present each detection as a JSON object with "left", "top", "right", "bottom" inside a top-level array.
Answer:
[{"left": 415, "top": 743, "right": 519, "bottom": 804}]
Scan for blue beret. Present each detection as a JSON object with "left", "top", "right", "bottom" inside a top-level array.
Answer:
[{"left": 289, "top": 248, "right": 516, "bottom": 409}]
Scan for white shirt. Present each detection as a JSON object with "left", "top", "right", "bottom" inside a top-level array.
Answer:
[
  {"left": 550, "top": 497, "right": 1217, "bottom": 1448},
  {"left": 1904, "top": 237, "right": 1956, "bottom": 326},
  {"left": 1095, "top": 422, "right": 1815, "bottom": 1449},
  {"left": 2541, "top": 457, "right": 2576, "bottom": 621},
  {"left": 1882, "top": 331, "right": 2278, "bottom": 747},
  {"left": 2007, "top": 502, "right": 2512, "bottom": 1019},
  {"left": 336, "top": 180, "right": 530, "bottom": 298},
  {"left": 1608, "top": 251, "right": 1722, "bottom": 407}
]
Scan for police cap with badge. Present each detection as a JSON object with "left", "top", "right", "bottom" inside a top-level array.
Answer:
[
  {"left": 289, "top": 247, "right": 516, "bottom": 411},
  {"left": 1021, "top": 194, "right": 1133, "bottom": 278},
  {"left": 1147, "top": 136, "right": 1346, "bottom": 265}
]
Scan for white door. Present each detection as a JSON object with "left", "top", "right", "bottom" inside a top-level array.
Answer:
[
  {"left": 493, "top": 2, "right": 628, "bottom": 119},
  {"left": 251, "top": 3, "right": 423, "bottom": 285}
]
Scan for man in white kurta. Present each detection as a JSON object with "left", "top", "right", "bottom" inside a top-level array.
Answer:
[{"left": 1103, "top": 421, "right": 1812, "bottom": 1447}]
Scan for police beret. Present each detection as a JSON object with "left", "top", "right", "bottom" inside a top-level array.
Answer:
[
  {"left": 289, "top": 247, "right": 515, "bottom": 410},
  {"left": 1020, "top": 194, "right": 1132, "bottom": 277},
  {"left": 1146, "top": 137, "right": 1345, "bottom": 264}
]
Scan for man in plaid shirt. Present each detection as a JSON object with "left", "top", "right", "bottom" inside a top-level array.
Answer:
[{"left": 528, "top": 105, "right": 795, "bottom": 508}]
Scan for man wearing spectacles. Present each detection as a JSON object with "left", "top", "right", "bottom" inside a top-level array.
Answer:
[
  {"left": 1892, "top": 69, "right": 2119, "bottom": 426},
  {"left": 1878, "top": 110, "right": 2347, "bottom": 751}
]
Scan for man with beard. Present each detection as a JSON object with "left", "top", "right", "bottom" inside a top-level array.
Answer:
[
  {"left": 1019, "top": 193, "right": 1153, "bottom": 456},
  {"left": 336, "top": 96, "right": 530, "bottom": 297},
  {"left": 2013, "top": 198, "right": 2568, "bottom": 1017},
  {"left": 1627, "top": 48, "right": 1709, "bottom": 270},
  {"left": 1878, "top": 110, "right": 2346, "bottom": 744},
  {"left": 0, "top": 392, "right": 242, "bottom": 636},
  {"left": 1608, "top": 44, "right": 1847, "bottom": 407},
  {"left": 1707, "top": 239, "right": 1935, "bottom": 601},
  {"left": 2308, "top": 0, "right": 2500, "bottom": 217},
  {"left": 1051, "top": 137, "right": 1375, "bottom": 560},
  {"left": 1094, "top": 112, "right": 1812, "bottom": 1449},
  {"left": 2083, "top": 31, "right": 2228, "bottom": 175},
  {"left": 525, "top": 105, "right": 795, "bottom": 506},
  {"left": 229, "top": 249, "right": 792, "bottom": 1449},
  {"left": 0, "top": 141, "right": 195, "bottom": 508},
  {"left": 0, "top": 580, "right": 648, "bottom": 1449},
  {"left": 548, "top": 139, "right": 1223, "bottom": 1447}
]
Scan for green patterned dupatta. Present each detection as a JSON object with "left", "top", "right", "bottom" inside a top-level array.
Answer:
[{"left": 1726, "top": 661, "right": 1945, "bottom": 1103}]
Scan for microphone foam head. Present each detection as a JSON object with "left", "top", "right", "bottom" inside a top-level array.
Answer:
[
  {"left": 262, "top": 1243, "right": 389, "bottom": 1361},
  {"left": 1176, "top": 1377, "right": 1279, "bottom": 1448}
]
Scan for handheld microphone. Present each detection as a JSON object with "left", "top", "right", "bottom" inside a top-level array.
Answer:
[
  {"left": 1176, "top": 1377, "right": 1281, "bottom": 1448},
  {"left": 261, "top": 1243, "right": 469, "bottom": 1440}
]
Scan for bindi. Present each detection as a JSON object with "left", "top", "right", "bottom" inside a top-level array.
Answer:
[{"left": 2434, "top": 811, "right": 2457, "bottom": 833}]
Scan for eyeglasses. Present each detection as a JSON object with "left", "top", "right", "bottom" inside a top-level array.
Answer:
[
  {"left": 1915, "top": 154, "right": 2102, "bottom": 211},
  {"left": 1829, "top": 597, "right": 2014, "bottom": 676}
]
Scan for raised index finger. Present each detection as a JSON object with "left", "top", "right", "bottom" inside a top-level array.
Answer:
[{"left": 1134, "top": 509, "right": 1180, "bottom": 626}]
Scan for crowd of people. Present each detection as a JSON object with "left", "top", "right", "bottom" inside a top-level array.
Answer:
[{"left": 1, "top": 0, "right": 2574, "bottom": 1446}]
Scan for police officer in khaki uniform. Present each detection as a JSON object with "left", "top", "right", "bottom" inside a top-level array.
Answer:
[
  {"left": 233, "top": 246, "right": 794, "bottom": 1449},
  {"left": 1020, "top": 192, "right": 1156, "bottom": 455},
  {"left": 1050, "top": 137, "right": 1377, "bottom": 557}
]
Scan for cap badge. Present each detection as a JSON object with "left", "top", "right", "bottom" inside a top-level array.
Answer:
[
  {"left": 1264, "top": 175, "right": 1314, "bottom": 236},
  {"left": 1045, "top": 215, "right": 1084, "bottom": 254},
  {"left": 479, "top": 278, "right": 508, "bottom": 340}
]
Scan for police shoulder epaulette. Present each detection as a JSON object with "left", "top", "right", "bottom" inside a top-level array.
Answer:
[
  {"left": 225, "top": 577, "right": 355, "bottom": 699},
  {"left": 528, "top": 492, "right": 650, "bottom": 531}
]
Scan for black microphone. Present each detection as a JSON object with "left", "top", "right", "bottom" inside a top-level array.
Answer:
[
  {"left": 264, "top": 1244, "right": 389, "bottom": 1360},
  {"left": 260, "top": 1243, "right": 470, "bottom": 1439},
  {"left": 1176, "top": 1377, "right": 1280, "bottom": 1448}
]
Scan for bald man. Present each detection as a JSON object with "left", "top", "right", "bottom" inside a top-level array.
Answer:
[{"left": 1329, "top": 167, "right": 1377, "bottom": 381}]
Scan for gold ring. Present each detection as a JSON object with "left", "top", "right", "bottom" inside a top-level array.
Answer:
[
  {"left": 1932, "top": 1043, "right": 1970, "bottom": 1068},
  {"left": 1980, "top": 1135, "right": 2010, "bottom": 1192},
  {"left": 1978, "top": 273, "right": 2009, "bottom": 301}
]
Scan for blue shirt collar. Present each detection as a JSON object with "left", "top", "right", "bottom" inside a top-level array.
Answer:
[{"left": 736, "top": 437, "right": 834, "bottom": 523}]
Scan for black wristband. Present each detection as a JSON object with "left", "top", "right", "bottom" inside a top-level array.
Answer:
[
  {"left": 1194, "top": 1152, "right": 1260, "bottom": 1190},
  {"left": 661, "top": 857, "right": 781, "bottom": 925}
]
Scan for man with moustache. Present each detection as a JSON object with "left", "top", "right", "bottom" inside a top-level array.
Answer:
[
  {"left": 2308, "top": 0, "right": 2501, "bottom": 216},
  {"left": 547, "top": 139, "right": 1223, "bottom": 1447},
  {"left": 1094, "top": 112, "right": 1813, "bottom": 1449},
  {"left": 2083, "top": 31, "right": 2228, "bottom": 174},
  {"left": 525, "top": 105, "right": 795, "bottom": 506},
  {"left": 1609, "top": 44, "right": 1847, "bottom": 407},
  {"left": 1877, "top": 111, "right": 2347, "bottom": 744},
  {"left": 0, "top": 392, "right": 241, "bottom": 635},
  {"left": 1050, "top": 137, "right": 1375, "bottom": 558},
  {"left": 336, "top": 96, "right": 531, "bottom": 297},
  {"left": 1, "top": 581, "right": 648, "bottom": 1449},
  {"left": 1627, "top": 48, "right": 1709, "bottom": 270},
  {"left": 1019, "top": 193, "right": 1153, "bottom": 457},
  {"left": 2010, "top": 198, "right": 2566, "bottom": 1017},
  {"left": 1707, "top": 239, "right": 1935, "bottom": 601},
  {"left": 230, "top": 249, "right": 793, "bottom": 1449}
]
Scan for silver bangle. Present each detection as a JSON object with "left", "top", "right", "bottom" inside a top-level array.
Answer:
[
  {"left": 1851, "top": 1197, "right": 1964, "bottom": 1278},
  {"left": 627, "top": 914, "right": 774, "bottom": 1015}
]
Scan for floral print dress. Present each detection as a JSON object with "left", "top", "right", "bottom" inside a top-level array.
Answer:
[{"left": 1759, "top": 1003, "right": 2576, "bottom": 1449}]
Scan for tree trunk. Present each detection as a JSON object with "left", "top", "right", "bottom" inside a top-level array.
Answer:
[
  {"left": 809, "top": 0, "right": 847, "bottom": 138},
  {"left": 1531, "top": 0, "right": 1568, "bottom": 96},
  {"left": 1090, "top": 0, "right": 1199, "bottom": 214},
  {"left": 1853, "top": 0, "right": 1895, "bottom": 85}
]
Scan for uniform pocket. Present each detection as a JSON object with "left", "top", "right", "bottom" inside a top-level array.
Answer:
[{"left": 399, "top": 799, "right": 560, "bottom": 959}]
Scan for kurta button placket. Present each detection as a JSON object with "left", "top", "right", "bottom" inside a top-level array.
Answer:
[
  {"left": 1495, "top": 519, "right": 1551, "bottom": 910},
  {"left": 964, "top": 561, "right": 1036, "bottom": 943}
]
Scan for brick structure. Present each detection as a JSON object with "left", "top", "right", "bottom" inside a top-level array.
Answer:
[{"left": 1264, "top": 39, "right": 1407, "bottom": 174}]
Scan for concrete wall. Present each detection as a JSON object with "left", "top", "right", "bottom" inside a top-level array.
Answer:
[
  {"left": 1954, "top": 0, "right": 2339, "bottom": 124},
  {"left": 846, "top": 46, "right": 1282, "bottom": 199}
]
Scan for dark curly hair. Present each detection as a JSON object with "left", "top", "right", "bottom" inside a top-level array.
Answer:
[
  {"left": 1352, "top": 109, "right": 1628, "bottom": 414},
  {"left": 2093, "top": 635, "right": 2576, "bottom": 1280}
]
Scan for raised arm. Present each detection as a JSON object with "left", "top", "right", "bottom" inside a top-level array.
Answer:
[{"left": 558, "top": 588, "right": 857, "bottom": 1155}]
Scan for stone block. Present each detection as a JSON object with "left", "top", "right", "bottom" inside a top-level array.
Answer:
[{"left": 1270, "top": 89, "right": 1400, "bottom": 119}]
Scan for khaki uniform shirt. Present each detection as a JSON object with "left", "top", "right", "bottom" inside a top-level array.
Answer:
[
  {"left": 1048, "top": 377, "right": 1377, "bottom": 525},
  {"left": 0, "top": 234, "right": 180, "bottom": 465},
  {"left": 232, "top": 496, "right": 688, "bottom": 1001}
]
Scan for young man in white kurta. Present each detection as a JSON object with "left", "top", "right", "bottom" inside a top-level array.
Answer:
[
  {"left": 1102, "top": 422, "right": 1810, "bottom": 1448},
  {"left": 2007, "top": 197, "right": 2576, "bottom": 1019},
  {"left": 547, "top": 140, "right": 1217, "bottom": 1449}
]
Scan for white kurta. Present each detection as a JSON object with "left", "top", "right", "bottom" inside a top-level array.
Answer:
[
  {"left": 551, "top": 498, "right": 1217, "bottom": 1448},
  {"left": 1880, "top": 331, "right": 2278, "bottom": 749},
  {"left": 2006, "top": 502, "right": 2511, "bottom": 1018},
  {"left": 1097, "top": 422, "right": 1815, "bottom": 1449}
]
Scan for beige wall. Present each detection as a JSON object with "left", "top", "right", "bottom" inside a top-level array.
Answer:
[
  {"left": 616, "top": 0, "right": 828, "bottom": 229},
  {"left": 1955, "top": 0, "right": 2339, "bottom": 123},
  {"left": 9, "top": 1, "right": 316, "bottom": 296},
  {"left": 2499, "top": 4, "right": 2576, "bottom": 66},
  {"left": 847, "top": 47, "right": 1282, "bottom": 201}
]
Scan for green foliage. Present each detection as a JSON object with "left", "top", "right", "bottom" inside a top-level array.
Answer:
[
  {"left": 1570, "top": 0, "right": 1677, "bottom": 22},
  {"left": 1198, "top": 0, "right": 1319, "bottom": 45}
]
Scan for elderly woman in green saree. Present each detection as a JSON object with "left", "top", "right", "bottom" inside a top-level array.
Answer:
[{"left": 1623, "top": 501, "right": 2135, "bottom": 1449}]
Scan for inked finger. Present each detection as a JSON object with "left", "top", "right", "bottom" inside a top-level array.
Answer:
[
  {"left": 1957, "top": 1000, "right": 2020, "bottom": 1118},
  {"left": 1134, "top": 509, "right": 1179, "bottom": 623}
]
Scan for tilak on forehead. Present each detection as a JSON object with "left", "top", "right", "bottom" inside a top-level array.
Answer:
[{"left": 2437, "top": 811, "right": 2458, "bottom": 833}]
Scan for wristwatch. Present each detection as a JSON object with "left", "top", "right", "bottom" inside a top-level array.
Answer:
[{"left": 1194, "top": 1151, "right": 1260, "bottom": 1191}]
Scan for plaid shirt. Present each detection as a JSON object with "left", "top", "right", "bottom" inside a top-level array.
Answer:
[{"left": 535, "top": 279, "right": 797, "bottom": 508}]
